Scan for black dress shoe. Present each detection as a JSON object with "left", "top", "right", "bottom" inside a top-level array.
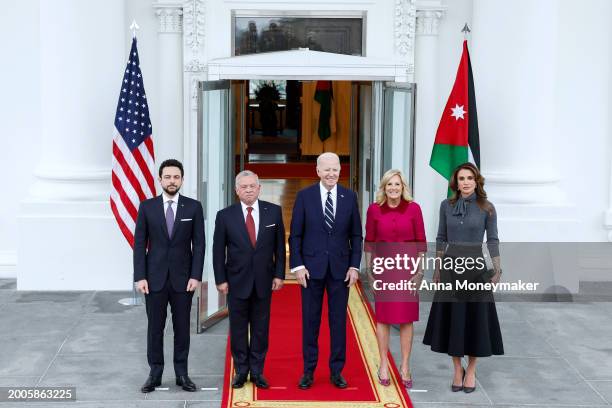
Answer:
[
  {"left": 330, "top": 373, "right": 347, "bottom": 389},
  {"left": 141, "top": 376, "right": 161, "bottom": 393},
  {"left": 232, "top": 373, "right": 248, "bottom": 389},
  {"left": 298, "top": 372, "right": 314, "bottom": 389},
  {"left": 251, "top": 374, "right": 270, "bottom": 389},
  {"left": 176, "top": 375, "right": 197, "bottom": 392}
]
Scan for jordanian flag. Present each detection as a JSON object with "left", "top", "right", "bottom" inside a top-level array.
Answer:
[
  {"left": 314, "top": 80, "right": 333, "bottom": 141},
  {"left": 430, "top": 40, "right": 480, "bottom": 191}
]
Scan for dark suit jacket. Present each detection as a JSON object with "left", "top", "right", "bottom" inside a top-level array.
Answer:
[
  {"left": 289, "top": 183, "right": 363, "bottom": 280},
  {"left": 213, "top": 200, "right": 286, "bottom": 299},
  {"left": 133, "top": 194, "right": 205, "bottom": 292}
]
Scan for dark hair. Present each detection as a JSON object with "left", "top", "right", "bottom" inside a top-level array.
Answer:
[
  {"left": 158, "top": 159, "right": 184, "bottom": 178},
  {"left": 448, "top": 162, "right": 494, "bottom": 215}
]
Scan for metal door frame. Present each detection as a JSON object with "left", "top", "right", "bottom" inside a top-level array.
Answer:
[{"left": 196, "top": 79, "right": 231, "bottom": 333}]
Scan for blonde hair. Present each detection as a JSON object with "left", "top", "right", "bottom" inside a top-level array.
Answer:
[{"left": 375, "top": 169, "right": 413, "bottom": 205}]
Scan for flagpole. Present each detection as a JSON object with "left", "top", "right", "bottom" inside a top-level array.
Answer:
[{"left": 118, "top": 18, "right": 143, "bottom": 307}]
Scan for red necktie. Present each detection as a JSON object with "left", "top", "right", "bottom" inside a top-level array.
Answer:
[{"left": 246, "top": 206, "right": 256, "bottom": 247}]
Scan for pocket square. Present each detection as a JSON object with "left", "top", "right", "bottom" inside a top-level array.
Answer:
[
  {"left": 180, "top": 218, "right": 193, "bottom": 221},
  {"left": 265, "top": 224, "right": 276, "bottom": 228}
]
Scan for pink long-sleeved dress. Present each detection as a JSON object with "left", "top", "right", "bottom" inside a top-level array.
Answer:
[{"left": 365, "top": 200, "right": 427, "bottom": 324}]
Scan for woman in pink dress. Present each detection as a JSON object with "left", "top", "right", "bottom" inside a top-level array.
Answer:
[{"left": 365, "top": 169, "right": 426, "bottom": 388}]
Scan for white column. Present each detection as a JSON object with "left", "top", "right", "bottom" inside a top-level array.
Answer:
[
  {"left": 18, "top": 0, "right": 132, "bottom": 290},
  {"left": 153, "top": 1, "right": 184, "bottom": 164},
  {"left": 413, "top": 4, "right": 446, "bottom": 242},
  {"left": 182, "top": 0, "right": 207, "bottom": 198},
  {"left": 605, "top": 164, "right": 612, "bottom": 241},
  {"left": 606, "top": 46, "right": 612, "bottom": 240},
  {"left": 471, "top": 0, "right": 579, "bottom": 292},
  {"left": 471, "top": 0, "right": 565, "bottom": 206},
  {"left": 30, "top": 0, "right": 126, "bottom": 201}
]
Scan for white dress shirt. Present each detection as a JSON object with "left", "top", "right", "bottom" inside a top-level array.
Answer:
[
  {"left": 319, "top": 182, "right": 337, "bottom": 217},
  {"left": 162, "top": 192, "right": 179, "bottom": 221},
  {"left": 240, "top": 199, "right": 259, "bottom": 239}
]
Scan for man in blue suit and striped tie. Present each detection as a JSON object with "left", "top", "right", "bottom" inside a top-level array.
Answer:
[{"left": 289, "top": 152, "right": 363, "bottom": 389}]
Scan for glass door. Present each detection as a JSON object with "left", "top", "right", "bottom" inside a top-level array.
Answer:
[
  {"left": 381, "top": 82, "right": 417, "bottom": 191},
  {"left": 354, "top": 82, "right": 417, "bottom": 216},
  {"left": 352, "top": 82, "right": 375, "bottom": 221},
  {"left": 196, "top": 80, "right": 233, "bottom": 332}
]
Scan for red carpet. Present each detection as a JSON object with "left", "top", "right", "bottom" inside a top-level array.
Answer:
[
  {"left": 221, "top": 282, "right": 414, "bottom": 408},
  {"left": 243, "top": 162, "right": 351, "bottom": 179}
]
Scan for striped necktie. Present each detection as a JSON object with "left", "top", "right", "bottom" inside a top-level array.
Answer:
[{"left": 324, "top": 191, "right": 334, "bottom": 231}]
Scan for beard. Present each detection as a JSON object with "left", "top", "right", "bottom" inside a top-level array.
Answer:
[{"left": 162, "top": 184, "right": 181, "bottom": 196}]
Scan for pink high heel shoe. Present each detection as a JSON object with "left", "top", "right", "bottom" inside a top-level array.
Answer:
[
  {"left": 400, "top": 366, "right": 413, "bottom": 389},
  {"left": 377, "top": 369, "right": 391, "bottom": 387}
]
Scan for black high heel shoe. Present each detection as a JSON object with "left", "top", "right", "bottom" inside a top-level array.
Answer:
[
  {"left": 463, "top": 370, "right": 476, "bottom": 393},
  {"left": 463, "top": 374, "right": 476, "bottom": 393},
  {"left": 451, "top": 368, "right": 465, "bottom": 392}
]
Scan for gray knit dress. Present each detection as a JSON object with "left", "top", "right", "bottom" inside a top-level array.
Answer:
[{"left": 423, "top": 193, "right": 504, "bottom": 357}]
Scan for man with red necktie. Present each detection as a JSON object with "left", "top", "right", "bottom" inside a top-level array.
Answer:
[{"left": 213, "top": 170, "right": 286, "bottom": 389}]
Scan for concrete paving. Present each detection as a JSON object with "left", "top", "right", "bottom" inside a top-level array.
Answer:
[{"left": 0, "top": 279, "right": 610, "bottom": 407}]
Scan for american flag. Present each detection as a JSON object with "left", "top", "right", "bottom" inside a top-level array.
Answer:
[{"left": 111, "top": 37, "right": 157, "bottom": 247}]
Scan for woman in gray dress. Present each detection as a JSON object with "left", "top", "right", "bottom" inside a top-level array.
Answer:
[{"left": 423, "top": 162, "right": 503, "bottom": 393}]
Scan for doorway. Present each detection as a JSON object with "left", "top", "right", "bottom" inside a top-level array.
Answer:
[
  {"left": 196, "top": 79, "right": 416, "bottom": 332},
  {"left": 234, "top": 80, "right": 355, "bottom": 242}
]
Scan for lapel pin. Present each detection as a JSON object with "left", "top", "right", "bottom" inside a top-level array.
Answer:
[{"left": 340, "top": 194, "right": 344, "bottom": 198}]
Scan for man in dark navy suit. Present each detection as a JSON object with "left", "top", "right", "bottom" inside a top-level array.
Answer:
[
  {"left": 289, "top": 152, "right": 363, "bottom": 389},
  {"left": 134, "top": 159, "right": 205, "bottom": 393},
  {"left": 213, "top": 170, "right": 285, "bottom": 389}
]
